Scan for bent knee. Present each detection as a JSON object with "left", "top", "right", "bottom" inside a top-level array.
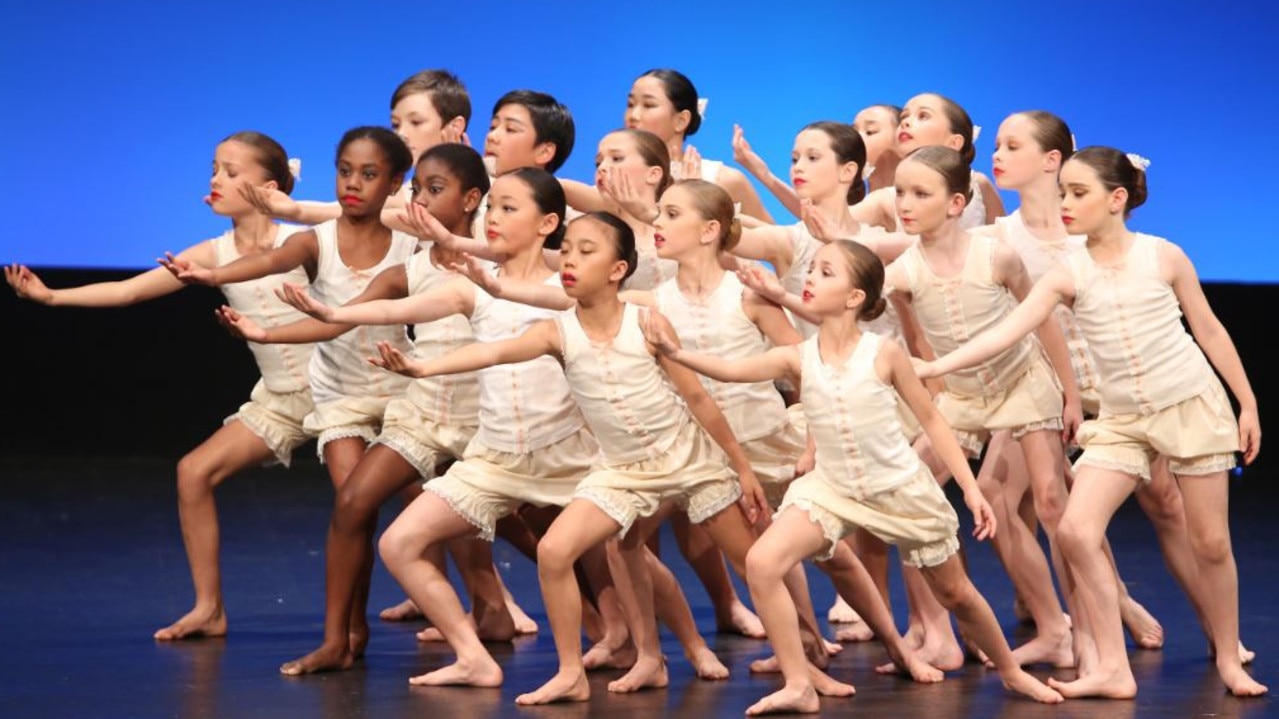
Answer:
[
  {"left": 1189, "top": 532, "right": 1233, "bottom": 565},
  {"left": 1055, "top": 513, "right": 1103, "bottom": 559}
]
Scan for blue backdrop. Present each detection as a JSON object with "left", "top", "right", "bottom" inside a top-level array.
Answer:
[{"left": 3, "top": 1, "right": 1275, "bottom": 282}]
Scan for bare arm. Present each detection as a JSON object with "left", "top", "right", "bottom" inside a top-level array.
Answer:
[
  {"left": 282, "top": 275, "right": 474, "bottom": 327},
  {"left": 658, "top": 348, "right": 769, "bottom": 523},
  {"left": 719, "top": 166, "right": 775, "bottom": 225},
  {"left": 849, "top": 188, "right": 897, "bottom": 231},
  {"left": 996, "top": 243, "right": 1082, "bottom": 439},
  {"left": 732, "top": 223, "right": 793, "bottom": 271},
  {"left": 561, "top": 178, "right": 607, "bottom": 214},
  {"left": 743, "top": 289, "right": 803, "bottom": 347},
  {"left": 884, "top": 339, "right": 995, "bottom": 540},
  {"left": 162, "top": 230, "right": 317, "bottom": 286},
  {"left": 641, "top": 307, "right": 799, "bottom": 384},
  {"left": 373, "top": 319, "right": 559, "bottom": 379},
  {"left": 1165, "top": 241, "right": 1261, "bottom": 464},
  {"left": 732, "top": 125, "right": 802, "bottom": 220},
  {"left": 918, "top": 265, "right": 1070, "bottom": 379},
  {"left": 7, "top": 240, "right": 215, "bottom": 307}
]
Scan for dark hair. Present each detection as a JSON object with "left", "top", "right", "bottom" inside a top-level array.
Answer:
[
  {"left": 390, "top": 69, "right": 471, "bottom": 129},
  {"left": 669, "top": 179, "right": 741, "bottom": 252},
  {"left": 917, "top": 93, "right": 976, "bottom": 165},
  {"left": 904, "top": 145, "right": 973, "bottom": 205},
  {"left": 613, "top": 128, "right": 673, "bottom": 197},
  {"left": 1016, "top": 110, "right": 1073, "bottom": 162},
  {"left": 336, "top": 126, "right": 413, "bottom": 177},
  {"left": 869, "top": 104, "right": 902, "bottom": 125},
  {"left": 830, "top": 240, "right": 887, "bottom": 321},
  {"left": 491, "top": 90, "right": 575, "bottom": 173},
  {"left": 502, "top": 167, "right": 567, "bottom": 249},
  {"left": 803, "top": 121, "right": 868, "bottom": 205},
  {"left": 417, "top": 143, "right": 490, "bottom": 223},
  {"left": 1069, "top": 146, "right": 1149, "bottom": 216},
  {"left": 222, "top": 131, "right": 294, "bottom": 195},
  {"left": 572, "top": 212, "right": 638, "bottom": 282},
  {"left": 639, "top": 68, "right": 701, "bottom": 137}
]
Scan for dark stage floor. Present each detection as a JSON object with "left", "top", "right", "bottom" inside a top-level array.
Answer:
[{"left": 2, "top": 456, "right": 1276, "bottom": 718}]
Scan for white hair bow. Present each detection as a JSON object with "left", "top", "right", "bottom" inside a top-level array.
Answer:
[
  {"left": 288, "top": 158, "right": 302, "bottom": 181},
  {"left": 1126, "top": 152, "right": 1151, "bottom": 170},
  {"left": 972, "top": 125, "right": 982, "bottom": 142},
  {"left": 697, "top": 97, "right": 709, "bottom": 119}
]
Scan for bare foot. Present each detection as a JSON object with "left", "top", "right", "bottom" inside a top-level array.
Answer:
[
  {"left": 1009, "top": 630, "right": 1075, "bottom": 668},
  {"left": 348, "top": 630, "right": 369, "bottom": 661},
  {"left": 607, "top": 656, "right": 669, "bottom": 693},
  {"left": 719, "top": 599, "right": 766, "bottom": 639},
  {"left": 750, "top": 655, "right": 780, "bottom": 674},
  {"left": 280, "top": 642, "right": 354, "bottom": 676},
  {"left": 807, "top": 664, "right": 855, "bottom": 697},
  {"left": 1047, "top": 666, "right": 1136, "bottom": 699},
  {"left": 1219, "top": 663, "right": 1268, "bottom": 697},
  {"left": 505, "top": 596, "right": 538, "bottom": 635},
  {"left": 514, "top": 670, "right": 589, "bottom": 705},
  {"left": 687, "top": 645, "right": 730, "bottom": 680},
  {"left": 1120, "top": 596, "right": 1164, "bottom": 650},
  {"left": 874, "top": 647, "right": 945, "bottom": 684},
  {"left": 583, "top": 638, "right": 637, "bottom": 670},
  {"left": 827, "top": 595, "right": 861, "bottom": 624},
  {"left": 407, "top": 657, "right": 503, "bottom": 687},
  {"left": 746, "top": 682, "right": 821, "bottom": 716},
  {"left": 154, "top": 606, "right": 227, "bottom": 641},
  {"left": 915, "top": 635, "right": 965, "bottom": 672},
  {"left": 417, "top": 612, "right": 515, "bottom": 643},
  {"left": 834, "top": 622, "right": 874, "bottom": 643},
  {"left": 378, "top": 598, "right": 423, "bottom": 622},
  {"left": 1002, "top": 668, "right": 1065, "bottom": 704},
  {"left": 1208, "top": 639, "right": 1256, "bottom": 666},
  {"left": 902, "top": 622, "right": 924, "bottom": 650}
]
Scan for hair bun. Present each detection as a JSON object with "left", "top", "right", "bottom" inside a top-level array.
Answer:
[{"left": 862, "top": 296, "right": 887, "bottom": 322}]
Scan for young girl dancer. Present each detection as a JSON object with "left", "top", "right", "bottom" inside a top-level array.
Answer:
[
  {"left": 917, "top": 146, "right": 1266, "bottom": 698},
  {"left": 851, "top": 93, "right": 1004, "bottom": 231},
  {"left": 5, "top": 132, "right": 312, "bottom": 642},
  {"left": 214, "top": 143, "right": 533, "bottom": 674},
  {"left": 642, "top": 239, "right": 1064, "bottom": 712},
  {"left": 623, "top": 68, "right": 773, "bottom": 222},
  {"left": 867, "top": 145, "right": 1090, "bottom": 670}
]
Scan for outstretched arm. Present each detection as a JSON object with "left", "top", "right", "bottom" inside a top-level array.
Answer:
[
  {"left": 917, "top": 265, "right": 1069, "bottom": 379},
  {"left": 280, "top": 275, "right": 474, "bottom": 327},
  {"left": 885, "top": 339, "right": 996, "bottom": 541},
  {"left": 160, "top": 230, "right": 317, "bottom": 287},
  {"left": 658, "top": 350, "right": 770, "bottom": 524},
  {"left": 733, "top": 125, "right": 802, "bottom": 220},
  {"left": 641, "top": 307, "right": 798, "bottom": 384},
  {"left": 1166, "top": 242, "right": 1261, "bottom": 464},
  {"left": 7, "top": 240, "right": 216, "bottom": 307},
  {"left": 997, "top": 244, "right": 1082, "bottom": 442},
  {"left": 371, "top": 320, "right": 559, "bottom": 379},
  {"left": 735, "top": 264, "right": 820, "bottom": 326},
  {"left": 449, "top": 256, "right": 575, "bottom": 311}
]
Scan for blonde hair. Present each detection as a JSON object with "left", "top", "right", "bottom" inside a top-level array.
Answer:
[{"left": 669, "top": 179, "right": 741, "bottom": 251}]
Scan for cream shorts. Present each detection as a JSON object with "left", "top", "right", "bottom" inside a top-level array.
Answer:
[
  {"left": 939, "top": 355, "right": 1064, "bottom": 457},
  {"left": 427, "top": 427, "right": 598, "bottom": 541},
  {"left": 1074, "top": 378, "right": 1238, "bottom": 482},
  {"left": 574, "top": 424, "right": 742, "bottom": 538},
  {"left": 226, "top": 379, "right": 314, "bottom": 467},
  {"left": 779, "top": 465, "right": 960, "bottom": 567},
  {"left": 375, "top": 396, "right": 477, "bottom": 480},
  {"left": 303, "top": 395, "right": 395, "bottom": 459}
]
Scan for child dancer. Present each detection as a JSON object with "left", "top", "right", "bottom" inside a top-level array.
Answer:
[
  {"left": 215, "top": 143, "right": 532, "bottom": 673},
  {"left": 642, "top": 239, "right": 1064, "bottom": 712},
  {"left": 917, "top": 146, "right": 1265, "bottom": 698},
  {"left": 851, "top": 93, "right": 1004, "bottom": 231},
  {"left": 7, "top": 131, "right": 311, "bottom": 642}
]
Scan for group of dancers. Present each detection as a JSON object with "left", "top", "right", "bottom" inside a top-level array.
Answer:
[{"left": 5, "top": 66, "right": 1267, "bottom": 713}]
